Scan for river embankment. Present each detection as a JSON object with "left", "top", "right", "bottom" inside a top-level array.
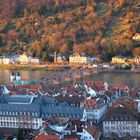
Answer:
[{"left": 0, "top": 63, "right": 70, "bottom": 70}]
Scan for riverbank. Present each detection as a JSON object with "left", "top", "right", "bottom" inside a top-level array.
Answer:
[
  {"left": 0, "top": 64, "right": 70, "bottom": 70},
  {"left": 0, "top": 63, "right": 137, "bottom": 73}
]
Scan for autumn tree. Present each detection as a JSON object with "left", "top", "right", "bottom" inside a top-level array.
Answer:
[{"left": 133, "top": 48, "right": 140, "bottom": 56}]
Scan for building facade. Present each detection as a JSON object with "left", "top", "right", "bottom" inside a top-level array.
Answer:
[
  {"left": 103, "top": 107, "right": 139, "bottom": 138},
  {"left": 69, "top": 53, "right": 88, "bottom": 63},
  {"left": 0, "top": 95, "right": 86, "bottom": 130},
  {"left": 19, "top": 53, "right": 29, "bottom": 64},
  {"left": 111, "top": 56, "right": 127, "bottom": 64},
  {"left": 83, "top": 97, "right": 107, "bottom": 123}
]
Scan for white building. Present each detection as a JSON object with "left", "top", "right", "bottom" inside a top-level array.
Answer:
[
  {"left": 83, "top": 97, "right": 108, "bottom": 123},
  {"left": 30, "top": 58, "right": 40, "bottom": 64},
  {"left": 103, "top": 107, "right": 139, "bottom": 138},
  {"left": 3, "top": 58, "right": 11, "bottom": 64},
  {"left": 132, "top": 33, "right": 140, "bottom": 41}
]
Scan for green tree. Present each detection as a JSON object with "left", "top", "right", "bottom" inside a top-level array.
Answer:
[
  {"left": 0, "top": 36, "right": 2, "bottom": 47},
  {"left": 38, "top": 5, "right": 47, "bottom": 15},
  {"left": 66, "top": 39, "right": 74, "bottom": 54},
  {"left": 7, "top": 135, "right": 14, "bottom": 140},
  {"left": 17, "top": 128, "right": 24, "bottom": 140},
  {"left": 2, "top": 22, "right": 16, "bottom": 33}
]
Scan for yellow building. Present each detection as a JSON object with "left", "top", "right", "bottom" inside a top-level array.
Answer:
[
  {"left": 111, "top": 56, "right": 127, "bottom": 64},
  {"left": 69, "top": 53, "right": 88, "bottom": 63},
  {"left": 132, "top": 33, "right": 140, "bottom": 41},
  {"left": 19, "top": 53, "right": 29, "bottom": 64}
]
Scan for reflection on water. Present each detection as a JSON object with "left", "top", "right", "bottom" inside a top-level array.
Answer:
[{"left": 0, "top": 69, "right": 140, "bottom": 88}]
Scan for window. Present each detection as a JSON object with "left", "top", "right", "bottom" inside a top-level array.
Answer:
[
  {"left": 111, "top": 126, "right": 115, "bottom": 130},
  {"left": 105, "top": 126, "right": 110, "bottom": 130},
  {"left": 111, "top": 121, "right": 115, "bottom": 125}
]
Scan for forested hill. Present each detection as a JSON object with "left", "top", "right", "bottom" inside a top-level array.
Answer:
[{"left": 0, "top": 0, "right": 139, "bottom": 61}]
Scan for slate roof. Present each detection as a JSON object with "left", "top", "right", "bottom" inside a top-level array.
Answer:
[
  {"left": 104, "top": 107, "right": 138, "bottom": 121},
  {"left": 7, "top": 95, "right": 34, "bottom": 104},
  {"left": 33, "top": 96, "right": 58, "bottom": 106},
  {"left": 42, "top": 106, "right": 84, "bottom": 119},
  {"left": 0, "top": 95, "right": 84, "bottom": 119},
  {"left": 0, "top": 104, "right": 40, "bottom": 117},
  {"left": 55, "top": 95, "right": 84, "bottom": 105}
]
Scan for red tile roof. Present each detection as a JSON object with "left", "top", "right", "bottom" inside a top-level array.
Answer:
[{"left": 85, "top": 123, "right": 101, "bottom": 140}]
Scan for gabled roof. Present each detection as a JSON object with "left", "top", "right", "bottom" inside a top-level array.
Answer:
[{"left": 84, "top": 122, "right": 101, "bottom": 139}]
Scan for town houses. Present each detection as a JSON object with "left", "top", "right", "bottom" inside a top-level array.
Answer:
[
  {"left": 103, "top": 107, "right": 139, "bottom": 138},
  {"left": 0, "top": 95, "right": 86, "bottom": 129},
  {"left": 0, "top": 53, "right": 40, "bottom": 65},
  {"left": 0, "top": 78, "right": 140, "bottom": 139}
]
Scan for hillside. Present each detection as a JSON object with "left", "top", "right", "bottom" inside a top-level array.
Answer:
[{"left": 0, "top": 0, "right": 139, "bottom": 61}]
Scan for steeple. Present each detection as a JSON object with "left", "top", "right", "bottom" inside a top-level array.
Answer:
[
  {"left": 15, "top": 71, "right": 21, "bottom": 81},
  {"left": 10, "top": 72, "right": 16, "bottom": 82}
]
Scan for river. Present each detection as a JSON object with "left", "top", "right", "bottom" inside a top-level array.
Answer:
[{"left": 0, "top": 69, "right": 140, "bottom": 88}]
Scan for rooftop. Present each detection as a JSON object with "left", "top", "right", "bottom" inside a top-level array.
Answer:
[
  {"left": 7, "top": 95, "right": 35, "bottom": 104},
  {"left": 104, "top": 107, "right": 138, "bottom": 122}
]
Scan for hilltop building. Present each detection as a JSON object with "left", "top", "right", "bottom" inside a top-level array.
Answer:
[
  {"left": 132, "top": 33, "right": 140, "bottom": 41},
  {"left": 111, "top": 56, "right": 127, "bottom": 64},
  {"left": 69, "top": 53, "right": 92, "bottom": 63},
  {"left": 19, "top": 53, "right": 29, "bottom": 64}
]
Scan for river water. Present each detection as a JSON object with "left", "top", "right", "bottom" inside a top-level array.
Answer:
[{"left": 0, "top": 69, "right": 140, "bottom": 88}]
